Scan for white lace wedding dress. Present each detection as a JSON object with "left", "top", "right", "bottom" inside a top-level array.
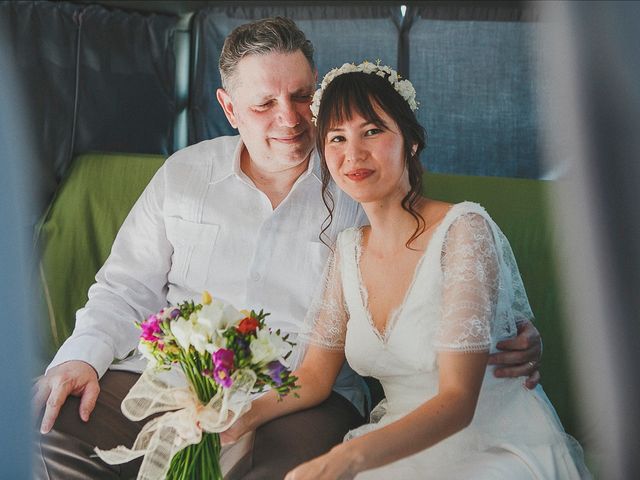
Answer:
[{"left": 302, "top": 202, "right": 590, "bottom": 479}]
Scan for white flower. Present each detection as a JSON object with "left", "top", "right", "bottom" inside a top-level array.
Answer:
[
  {"left": 197, "top": 299, "right": 244, "bottom": 337},
  {"left": 170, "top": 317, "right": 194, "bottom": 351},
  {"left": 310, "top": 60, "right": 419, "bottom": 125},
  {"left": 171, "top": 299, "right": 245, "bottom": 354},
  {"left": 361, "top": 61, "right": 376, "bottom": 74},
  {"left": 204, "top": 337, "right": 225, "bottom": 354},
  {"left": 249, "top": 329, "right": 291, "bottom": 365},
  {"left": 171, "top": 317, "right": 217, "bottom": 355},
  {"left": 189, "top": 323, "right": 209, "bottom": 355},
  {"left": 138, "top": 342, "right": 157, "bottom": 368}
]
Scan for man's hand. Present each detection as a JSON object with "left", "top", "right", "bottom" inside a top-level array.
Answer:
[
  {"left": 32, "top": 360, "right": 99, "bottom": 434},
  {"left": 488, "top": 321, "right": 542, "bottom": 389}
]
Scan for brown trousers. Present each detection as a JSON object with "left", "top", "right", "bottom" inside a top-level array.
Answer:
[{"left": 34, "top": 371, "right": 364, "bottom": 479}]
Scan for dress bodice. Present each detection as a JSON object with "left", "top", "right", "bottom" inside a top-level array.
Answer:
[{"left": 300, "top": 202, "right": 590, "bottom": 478}]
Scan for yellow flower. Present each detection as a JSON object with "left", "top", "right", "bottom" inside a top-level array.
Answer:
[
  {"left": 202, "top": 291, "right": 212, "bottom": 305},
  {"left": 163, "top": 344, "right": 180, "bottom": 356}
]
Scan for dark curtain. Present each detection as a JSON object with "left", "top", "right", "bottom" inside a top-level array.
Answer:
[
  {"left": 0, "top": 1, "right": 178, "bottom": 214},
  {"left": 0, "top": 1, "right": 80, "bottom": 210},
  {"left": 74, "top": 5, "right": 178, "bottom": 156}
]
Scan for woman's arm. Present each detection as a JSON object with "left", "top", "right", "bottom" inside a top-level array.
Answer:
[
  {"left": 284, "top": 350, "right": 488, "bottom": 479},
  {"left": 221, "top": 345, "right": 346, "bottom": 445},
  {"left": 223, "top": 236, "right": 353, "bottom": 444}
]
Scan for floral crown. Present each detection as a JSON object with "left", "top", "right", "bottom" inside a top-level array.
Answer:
[{"left": 310, "top": 60, "right": 419, "bottom": 125}]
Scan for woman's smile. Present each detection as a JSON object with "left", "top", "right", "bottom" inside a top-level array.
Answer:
[{"left": 345, "top": 168, "right": 375, "bottom": 181}]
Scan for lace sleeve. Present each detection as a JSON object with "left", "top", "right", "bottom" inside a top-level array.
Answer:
[
  {"left": 297, "top": 241, "right": 348, "bottom": 354},
  {"left": 495, "top": 227, "right": 534, "bottom": 325},
  {"left": 435, "top": 213, "right": 499, "bottom": 352}
]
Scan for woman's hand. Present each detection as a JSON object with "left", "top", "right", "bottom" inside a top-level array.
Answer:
[
  {"left": 220, "top": 412, "right": 254, "bottom": 446},
  {"left": 284, "top": 445, "right": 361, "bottom": 480}
]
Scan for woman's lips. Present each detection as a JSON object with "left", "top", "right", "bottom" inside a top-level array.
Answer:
[{"left": 345, "top": 169, "right": 374, "bottom": 181}]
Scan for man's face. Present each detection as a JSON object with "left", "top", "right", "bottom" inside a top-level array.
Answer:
[{"left": 217, "top": 51, "right": 317, "bottom": 173}]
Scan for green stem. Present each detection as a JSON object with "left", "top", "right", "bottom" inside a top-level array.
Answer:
[{"left": 165, "top": 433, "right": 222, "bottom": 480}]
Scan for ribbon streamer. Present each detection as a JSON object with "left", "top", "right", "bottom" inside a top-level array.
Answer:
[{"left": 95, "top": 368, "right": 257, "bottom": 480}]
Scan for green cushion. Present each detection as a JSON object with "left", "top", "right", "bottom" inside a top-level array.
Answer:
[
  {"left": 424, "top": 172, "right": 576, "bottom": 438},
  {"left": 37, "top": 152, "right": 165, "bottom": 362}
]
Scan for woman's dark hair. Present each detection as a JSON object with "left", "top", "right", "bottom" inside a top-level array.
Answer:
[{"left": 316, "top": 71, "right": 427, "bottom": 249}]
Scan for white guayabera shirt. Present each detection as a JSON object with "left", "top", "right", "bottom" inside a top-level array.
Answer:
[{"left": 48, "top": 136, "right": 368, "bottom": 413}]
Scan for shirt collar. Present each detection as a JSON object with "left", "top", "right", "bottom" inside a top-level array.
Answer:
[
  {"left": 211, "top": 136, "right": 322, "bottom": 189},
  {"left": 208, "top": 136, "right": 243, "bottom": 185}
]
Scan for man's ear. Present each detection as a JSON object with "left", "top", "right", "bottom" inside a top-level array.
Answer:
[{"left": 216, "top": 88, "right": 238, "bottom": 129}]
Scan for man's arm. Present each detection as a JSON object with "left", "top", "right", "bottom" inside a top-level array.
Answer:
[
  {"left": 488, "top": 320, "right": 542, "bottom": 389},
  {"left": 35, "top": 162, "right": 172, "bottom": 432}
]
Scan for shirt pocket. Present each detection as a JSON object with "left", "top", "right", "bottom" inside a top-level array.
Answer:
[{"left": 165, "top": 217, "right": 220, "bottom": 289}]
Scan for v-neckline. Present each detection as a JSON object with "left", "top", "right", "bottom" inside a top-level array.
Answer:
[{"left": 353, "top": 204, "right": 458, "bottom": 344}]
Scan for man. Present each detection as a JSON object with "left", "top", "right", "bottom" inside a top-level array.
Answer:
[{"left": 33, "top": 17, "right": 541, "bottom": 479}]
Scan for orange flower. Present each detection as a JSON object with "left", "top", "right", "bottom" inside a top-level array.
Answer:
[{"left": 236, "top": 316, "right": 260, "bottom": 335}]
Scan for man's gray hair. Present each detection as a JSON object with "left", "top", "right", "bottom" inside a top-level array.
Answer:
[{"left": 219, "top": 17, "right": 315, "bottom": 92}]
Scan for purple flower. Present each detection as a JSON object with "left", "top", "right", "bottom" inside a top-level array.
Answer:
[
  {"left": 213, "top": 348, "right": 234, "bottom": 370},
  {"left": 235, "top": 337, "right": 250, "bottom": 355},
  {"left": 140, "top": 315, "right": 161, "bottom": 342},
  {"left": 213, "top": 366, "right": 233, "bottom": 388},
  {"left": 266, "top": 361, "right": 286, "bottom": 386},
  {"left": 211, "top": 348, "right": 235, "bottom": 388},
  {"left": 170, "top": 308, "right": 180, "bottom": 319}
]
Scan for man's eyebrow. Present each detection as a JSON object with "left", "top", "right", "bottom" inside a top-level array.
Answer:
[
  {"left": 251, "top": 88, "right": 313, "bottom": 103},
  {"left": 292, "top": 86, "right": 316, "bottom": 95},
  {"left": 252, "top": 94, "right": 273, "bottom": 104}
]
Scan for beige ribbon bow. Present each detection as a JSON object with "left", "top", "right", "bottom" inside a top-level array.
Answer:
[{"left": 94, "top": 368, "right": 257, "bottom": 480}]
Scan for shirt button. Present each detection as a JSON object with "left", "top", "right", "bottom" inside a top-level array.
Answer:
[{"left": 251, "top": 272, "right": 261, "bottom": 282}]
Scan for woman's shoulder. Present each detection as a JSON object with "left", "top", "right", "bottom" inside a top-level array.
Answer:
[
  {"left": 431, "top": 201, "right": 497, "bottom": 248},
  {"left": 443, "top": 201, "right": 493, "bottom": 229},
  {"left": 336, "top": 226, "right": 365, "bottom": 248}
]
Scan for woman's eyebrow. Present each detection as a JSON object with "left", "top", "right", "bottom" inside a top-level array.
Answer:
[{"left": 328, "top": 121, "right": 378, "bottom": 133}]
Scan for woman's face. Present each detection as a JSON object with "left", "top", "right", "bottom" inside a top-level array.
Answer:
[{"left": 323, "top": 105, "right": 410, "bottom": 206}]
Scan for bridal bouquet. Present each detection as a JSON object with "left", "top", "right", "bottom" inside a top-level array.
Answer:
[{"left": 95, "top": 292, "right": 298, "bottom": 480}]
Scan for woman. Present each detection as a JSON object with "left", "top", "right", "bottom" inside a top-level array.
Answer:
[{"left": 223, "top": 61, "right": 589, "bottom": 479}]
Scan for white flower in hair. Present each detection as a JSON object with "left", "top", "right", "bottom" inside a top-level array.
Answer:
[{"left": 310, "top": 60, "right": 419, "bottom": 124}]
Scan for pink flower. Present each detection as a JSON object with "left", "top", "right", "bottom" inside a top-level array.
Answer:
[{"left": 140, "top": 315, "right": 162, "bottom": 342}]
